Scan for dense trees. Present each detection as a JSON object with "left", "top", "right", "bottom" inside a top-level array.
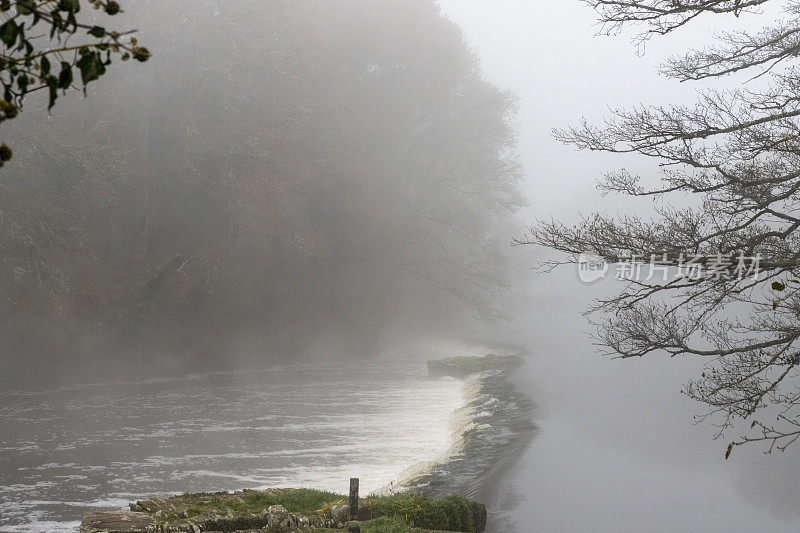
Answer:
[
  {"left": 0, "top": 0, "right": 522, "bottom": 384},
  {"left": 524, "top": 0, "right": 800, "bottom": 454}
]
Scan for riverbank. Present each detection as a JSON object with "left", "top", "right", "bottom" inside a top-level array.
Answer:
[{"left": 80, "top": 488, "right": 486, "bottom": 532}]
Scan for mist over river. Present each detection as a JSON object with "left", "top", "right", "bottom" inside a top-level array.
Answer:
[
  {"left": 5, "top": 1, "right": 800, "bottom": 532},
  {"left": 8, "top": 270, "right": 800, "bottom": 533},
  {"left": 487, "top": 267, "right": 800, "bottom": 533}
]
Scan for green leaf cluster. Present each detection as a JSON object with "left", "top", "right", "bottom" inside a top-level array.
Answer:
[{"left": 0, "top": 0, "right": 149, "bottom": 165}]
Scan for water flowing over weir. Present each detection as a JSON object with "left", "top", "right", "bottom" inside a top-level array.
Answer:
[
  {"left": 0, "top": 353, "right": 535, "bottom": 532},
  {"left": 403, "top": 370, "right": 536, "bottom": 500}
]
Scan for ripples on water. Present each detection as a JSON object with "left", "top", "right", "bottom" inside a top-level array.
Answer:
[{"left": 0, "top": 359, "right": 468, "bottom": 532}]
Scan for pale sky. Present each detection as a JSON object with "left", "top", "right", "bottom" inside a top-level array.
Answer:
[{"left": 437, "top": 0, "right": 767, "bottom": 222}]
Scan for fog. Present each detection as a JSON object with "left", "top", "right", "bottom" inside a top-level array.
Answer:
[
  {"left": 438, "top": 1, "right": 800, "bottom": 531},
  {"left": 0, "top": 0, "right": 524, "bottom": 388},
  {"left": 2, "top": 1, "right": 800, "bottom": 531}
]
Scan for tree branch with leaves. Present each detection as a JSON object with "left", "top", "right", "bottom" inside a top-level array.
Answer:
[{"left": 0, "top": 0, "right": 148, "bottom": 166}]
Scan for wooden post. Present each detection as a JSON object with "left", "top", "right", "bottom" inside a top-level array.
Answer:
[{"left": 348, "top": 477, "right": 360, "bottom": 533}]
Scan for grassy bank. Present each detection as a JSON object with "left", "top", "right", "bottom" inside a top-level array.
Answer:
[{"left": 127, "top": 488, "right": 486, "bottom": 532}]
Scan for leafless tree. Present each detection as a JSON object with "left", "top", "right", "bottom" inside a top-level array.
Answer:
[{"left": 519, "top": 0, "right": 800, "bottom": 456}]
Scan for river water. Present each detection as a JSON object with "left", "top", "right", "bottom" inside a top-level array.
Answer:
[
  {"left": 492, "top": 268, "right": 800, "bottom": 533},
  {"left": 0, "top": 358, "right": 476, "bottom": 532}
]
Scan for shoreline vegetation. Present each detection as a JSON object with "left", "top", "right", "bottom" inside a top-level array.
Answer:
[
  {"left": 80, "top": 354, "right": 524, "bottom": 533},
  {"left": 81, "top": 489, "right": 486, "bottom": 533}
]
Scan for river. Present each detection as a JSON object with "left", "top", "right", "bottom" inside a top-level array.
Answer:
[
  {"left": 0, "top": 358, "right": 473, "bottom": 532},
  {"left": 490, "top": 267, "right": 800, "bottom": 532}
]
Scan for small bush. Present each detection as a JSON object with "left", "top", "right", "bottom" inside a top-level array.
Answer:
[{"left": 361, "top": 493, "right": 484, "bottom": 532}]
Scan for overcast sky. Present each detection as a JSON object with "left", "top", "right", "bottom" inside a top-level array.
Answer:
[{"left": 437, "top": 0, "right": 769, "bottom": 222}]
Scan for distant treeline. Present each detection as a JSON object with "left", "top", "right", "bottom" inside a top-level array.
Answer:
[{"left": 0, "top": 0, "right": 522, "bottom": 384}]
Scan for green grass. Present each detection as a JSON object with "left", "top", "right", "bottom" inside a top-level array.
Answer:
[
  {"left": 136, "top": 488, "right": 344, "bottom": 523},
  {"left": 360, "top": 516, "right": 424, "bottom": 532},
  {"left": 236, "top": 487, "right": 344, "bottom": 515},
  {"left": 360, "top": 493, "right": 483, "bottom": 532},
  {"left": 133, "top": 489, "right": 484, "bottom": 532}
]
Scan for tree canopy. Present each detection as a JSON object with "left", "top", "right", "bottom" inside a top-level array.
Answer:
[{"left": 0, "top": 0, "right": 522, "bottom": 385}]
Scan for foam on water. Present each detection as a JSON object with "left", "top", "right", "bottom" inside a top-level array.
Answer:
[
  {"left": 402, "top": 369, "right": 536, "bottom": 502},
  {"left": 0, "top": 358, "right": 470, "bottom": 532}
]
